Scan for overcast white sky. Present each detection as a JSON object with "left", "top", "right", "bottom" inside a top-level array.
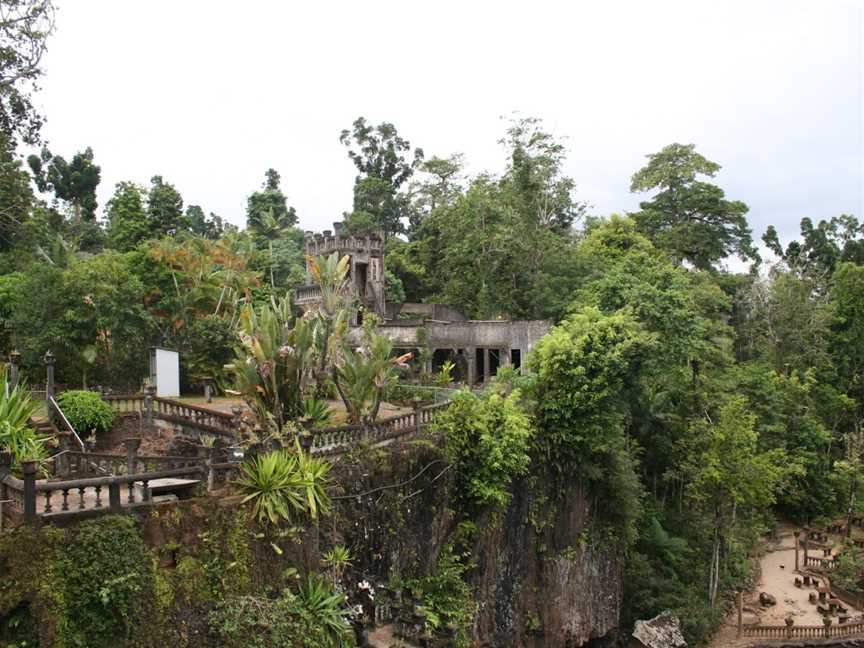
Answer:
[{"left": 33, "top": 0, "right": 863, "bottom": 249}]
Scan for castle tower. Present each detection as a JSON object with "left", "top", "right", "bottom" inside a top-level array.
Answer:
[{"left": 294, "top": 221, "right": 386, "bottom": 320}]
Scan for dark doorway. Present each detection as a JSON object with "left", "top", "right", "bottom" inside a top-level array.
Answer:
[
  {"left": 475, "top": 348, "right": 485, "bottom": 384},
  {"left": 511, "top": 348, "right": 521, "bottom": 370},
  {"left": 356, "top": 263, "right": 368, "bottom": 297}
]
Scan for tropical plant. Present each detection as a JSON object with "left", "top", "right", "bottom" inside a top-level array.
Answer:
[
  {"left": 226, "top": 295, "right": 317, "bottom": 435},
  {"left": 0, "top": 375, "right": 48, "bottom": 468},
  {"left": 295, "top": 574, "right": 352, "bottom": 647},
  {"left": 55, "top": 390, "right": 116, "bottom": 437},
  {"left": 321, "top": 545, "right": 352, "bottom": 587},
  {"left": 333, "top": 327, "right": 411, "bottom": 424},
  {"left": 236, "top": 449, "right": 331, "bottom": 524},
  {"left": 236, "top": 450, "right": 305, "bottom": 524}
]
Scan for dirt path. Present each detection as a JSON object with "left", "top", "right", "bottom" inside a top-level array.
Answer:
[{"left": 708, "top": 521, "right": 863, "bottom": 647}]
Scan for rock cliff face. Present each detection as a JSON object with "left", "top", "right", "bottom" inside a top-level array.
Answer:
[{"left": 329, "top": 441, "right": 623, "bottom": 647}]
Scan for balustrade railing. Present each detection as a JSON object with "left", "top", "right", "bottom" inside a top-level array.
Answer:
[
  {"left": 57, "top": 451, "right": 206, "bottom": 477},
  {"left": 311, "top": 400, "right": 452, "bottom": 456},
  {"left": 3, "top": 465, "right": 204, "bottom": 520},
  {"left": 103, "top": 394, "right": 235, "bottom": 437},
  {"left": 743, "top": 622, "right": 864, "bottom": 639}
]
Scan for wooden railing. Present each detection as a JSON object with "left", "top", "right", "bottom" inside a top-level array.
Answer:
[
  {"left": 311, "top": 401, "right": 451, "bottom": 456},
  {"left": 743, "top": 621, "right": 864, "bottom": 639}
]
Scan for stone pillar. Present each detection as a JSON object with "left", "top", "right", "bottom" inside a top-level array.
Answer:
[
  {"left": 465, "top": 347, "right": 476, "bottom": 387},
  {"left": 124, "top": 438, "right": 141, "bottom": 475},
  {"left": 43, "top": 350, "right": 55, "bottom": 401},
  {"left": 500, "top": 348, "right": 511, "bottom": 368},
  {"left": 482, "top": 348, "right": 490, "bottom": 383},
  {"left": 144, "top": 384, "right": 156, "bottom": 428},
  {"left": 8, "top": 350, "right": 21, "bottom": 390},
  {"left": 794, "top": 531, "right": 800, "bottom": 571},
  {"left": 22, "top": 460, "right": 37, "bottom": 522},
  {"left": 737, "top": 589, "right": 743, "bottom": 637},
  {"left": 803, "top": 528, "right": 809, "bottom": 566},
  {"left": 0, "top": 451, "right": 11, "bottom": 501},
  {"left": 207, "top": 446, "right": 219, "bottom": 491},
  {"left": 108, "top": 480, "right": 122, "bottom": 512}
]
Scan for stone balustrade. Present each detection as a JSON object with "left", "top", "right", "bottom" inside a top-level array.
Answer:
[
  {"left": 311, "top": 400, "right": 452, "bottom": 456},
  {"left": 743, "top": 621, "right": 864, "bottom": 640},
  {"left": 3, "top": 462, "right": 204, "bottom": 521}
]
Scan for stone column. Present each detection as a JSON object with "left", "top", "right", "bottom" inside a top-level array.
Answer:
[
  {"left": 22, "top": 460, "right": 37, "bottom": 522},
  {"left": 483, "top": 348, "right": 491, "bottom": 383},
  {"left": 8, "top": 350, "right": 21, "bottom": 390},
  {"left": 465, "top": 347, "right": 476, "bottom": 387},
  {"left": 43, "top": 350, "right": 55, "bottom": 401},
  {"left": 794, "top": 531, "right": 800, "bottom": 571},
  {"left": 124, "top": 438, "right": 141, "bottom": 475},
  {"left": 203, "top": 377, "right": 213, "bottom": 404},
  {"left": 737, "top": 589, "right": 743, "bottom": 637}
]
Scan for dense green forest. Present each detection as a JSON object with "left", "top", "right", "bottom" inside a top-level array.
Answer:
[{"left": 0, "top": 2, "right": 863, "bottom": 646}]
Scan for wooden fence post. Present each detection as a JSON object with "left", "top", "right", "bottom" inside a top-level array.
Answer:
[{"left": 22, "top": 460, "right": 37, "bottom": 522}]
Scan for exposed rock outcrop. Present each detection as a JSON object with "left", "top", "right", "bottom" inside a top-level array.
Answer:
[{"left": 631, "top": 611, "right": 688, "bottom": 648}]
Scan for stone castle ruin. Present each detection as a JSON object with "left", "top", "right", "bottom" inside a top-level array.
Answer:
[{"left": 294, "top": 222, "right": 551, "bottom": 386}]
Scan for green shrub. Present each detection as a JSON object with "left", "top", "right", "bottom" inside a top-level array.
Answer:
[
  {"left": 56, "top": 390, "right": 116, "bottom": 437},
  {"left": 211, "top": 580, "right": 351, "bottom": 648},
  {"left": 430, "top": 388, "right": 533, "bottom": 510}
]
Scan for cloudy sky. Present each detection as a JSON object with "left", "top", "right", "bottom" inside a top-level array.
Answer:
[{"left": 33, "top": 0, "right": 863, "bottom": 249}]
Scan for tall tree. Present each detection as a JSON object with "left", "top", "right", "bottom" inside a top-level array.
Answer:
[
  {"left": 27, "top": 146, "right": 101, "bottom": 221},
  {"left": 0, "top": 133, "right": 33, "bottom": 250},
  {"left": 630, "top": 143, "right": 754, "bottom": 270},
  {"left": 0, "top": 0, "right": 55, "bottom": 144},
  {"left": 340, "top": 117, "right": 423, "bottom": 237},
  {"left": 146, "top": 175, "right": 185, "bottom": 236},
  {"left": 763, "top": 215, "right": 864, "bottom": 278},
  {"left": 105, "top": 182, "right": 149, "bottom": 251},
  {"left": 246, "top": 168, "right": 297, "bottom": 234},
  {"left": 186, "top": 204, "right": 225, "bottom": 240}
]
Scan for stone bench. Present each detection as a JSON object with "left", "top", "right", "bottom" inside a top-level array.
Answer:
[{"left": 136, "top": 478, "right": 201, "bottom": 501}]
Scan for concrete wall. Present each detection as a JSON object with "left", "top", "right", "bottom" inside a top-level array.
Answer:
[{"left": 379, "top": 319, "right": 552, "bottom": 353}]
